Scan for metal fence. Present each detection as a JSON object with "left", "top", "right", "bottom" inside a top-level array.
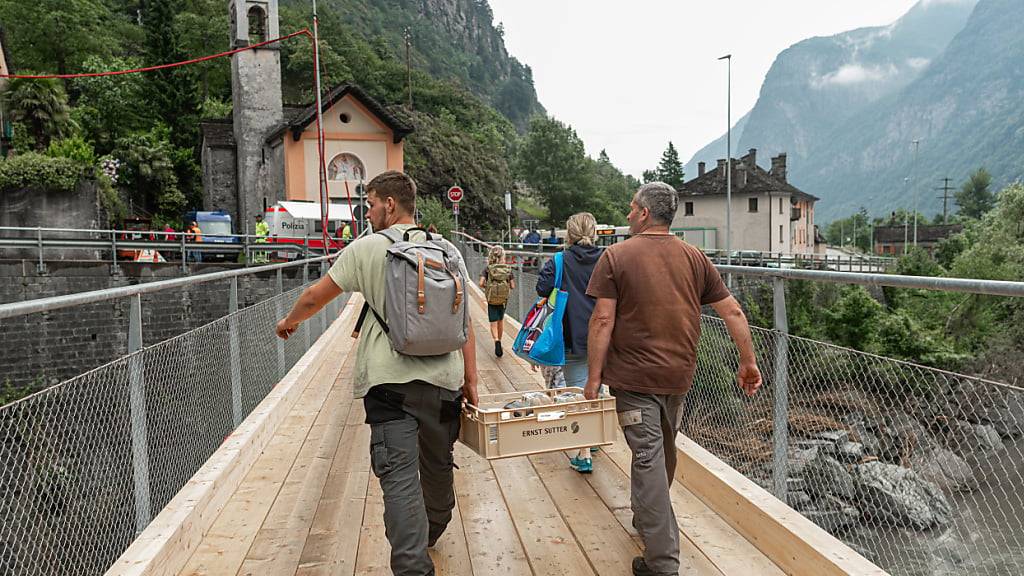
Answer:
[
  {"left": 455, "top": 234, "right": 1024, "bottom": 576},
  {"left": 0, "top": 257, "right": 346, "bottom": 576}
]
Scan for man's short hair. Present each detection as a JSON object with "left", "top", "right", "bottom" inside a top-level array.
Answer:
[
  {"left": 367, "top": 170, "right": 416, "bottom": 214},
  {"left": 635, "top": 182, "right": 678, "bottom": 225}
]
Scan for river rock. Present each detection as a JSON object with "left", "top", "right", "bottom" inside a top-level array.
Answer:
[
  {"left": 940, "top": 419, "right": 1005, "bottom": 467},
  {"left": 956, "top": 380, "right": 1024, "bottom": 438},
  {"left": 837, "top": 441, "right": 865, "bottom": 463},
  {"left": 801, "top": 494, "right": 860, "bottom": 533},
  {"left": 909, "top": 446, "right": 978, "bottom": 492},
  {"left": 802, "top": 451, "right": 856, "bottom": 500},
  {"left": 873, "top": 411, "right": 938, "bottom": 465},
  {"left": 852, "top": 461, "right": 952, "bottom": 530}
]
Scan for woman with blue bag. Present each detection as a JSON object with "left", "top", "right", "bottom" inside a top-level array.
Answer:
[{"left": 535, "top": 212, "right": 605, "bottom": 473}]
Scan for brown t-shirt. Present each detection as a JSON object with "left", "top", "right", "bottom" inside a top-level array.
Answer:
[{"left": 586, "top": 234, "right": 730, "bottom": 395}]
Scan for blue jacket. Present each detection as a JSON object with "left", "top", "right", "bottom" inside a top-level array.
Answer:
[{"left": 536, "top": 244, "right": 604, "bottom": 355}]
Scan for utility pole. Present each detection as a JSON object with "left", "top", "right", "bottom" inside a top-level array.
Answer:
[
  {"left": 403, "top": 27, "right": 413, "bottom": 109},
  {"left": 937, "top": 177, "right": 954, "bottom": 224},
  {"left": 911, "top": 139, "right": 920, "bottom": 247}
]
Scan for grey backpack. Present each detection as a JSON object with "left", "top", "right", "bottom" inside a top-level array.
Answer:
[{"left": 352, "top": 227, "right": 468, "bottom": 356}]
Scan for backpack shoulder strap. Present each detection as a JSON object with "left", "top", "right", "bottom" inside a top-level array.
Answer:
[
  {"left": 351, "top": 230, "right": 397, "bottom": 339},
  {"left": 554, "top": 252, "right": 564, "bottom": 290}
]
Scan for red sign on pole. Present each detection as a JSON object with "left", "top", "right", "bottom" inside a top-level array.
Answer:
[{"left": 447, "top": 185, "right": 464, "bottom": 203}]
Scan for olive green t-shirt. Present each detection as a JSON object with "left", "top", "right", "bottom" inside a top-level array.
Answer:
[{"left": 327, "top": 224, "right": 468, "bottom": 398}]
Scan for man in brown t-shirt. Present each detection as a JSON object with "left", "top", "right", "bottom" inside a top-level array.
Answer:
[{"left": 585, "top": 182, "right": 762, "bottom": 576}]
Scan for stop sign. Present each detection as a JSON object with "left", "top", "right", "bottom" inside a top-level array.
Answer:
[{"left": 447, "top": 185, "right": 464, "bottom": 203}]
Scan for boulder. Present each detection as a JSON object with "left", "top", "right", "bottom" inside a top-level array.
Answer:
[
  {"left": 837, "top": 441, "right": 865, "bottom": 463},
  {"left": 909, "top": 446, "right": 978, "bottom": 492},
  {"left": 852, "top": 461, "right": 952, "bottom": 530},
  {"left": 940, "top": 419, "right": 1005, "bottom": 468},
  {"left": 801, "top": 451, "right": 856, "bottom": 500},
  {"left": 801, "top": 494, "right": 860, "bottom": 533},
  {"left": 956, "top": 380, "right": 1024, "bottom": 438},
  {"left": 871, "top": 411, "right": 938, "bottom": 465}
]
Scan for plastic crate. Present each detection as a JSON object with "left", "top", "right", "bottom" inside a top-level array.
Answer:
[{"left": 460, "top": 387, "right": 616, "bottom": 460}]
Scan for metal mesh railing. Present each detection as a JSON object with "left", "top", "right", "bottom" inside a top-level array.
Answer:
[
  {"left": 455, "top": 235, "right": 1024, "bottom": 576},
  {"left": 688, "top": 319, "right": 1024, "bottom": 576},
  {"left": 0, "top": 281, "right": 348, "bottom": 575}
]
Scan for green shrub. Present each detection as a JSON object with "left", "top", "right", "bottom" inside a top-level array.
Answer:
[
  {"left": 417, "top": 196, "right": 454, "bottom": 237},
  {"left": 47, "top": 135, "right": 96, "bottom": 166},
  {"left": 0, "top": 152, "right": 81, "bottom": 193}
]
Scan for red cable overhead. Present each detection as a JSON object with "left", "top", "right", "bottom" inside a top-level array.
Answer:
[{"left": 0, "top": 29, "right": 313, "bottom": 80}]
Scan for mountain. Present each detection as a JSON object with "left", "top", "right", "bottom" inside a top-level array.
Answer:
[
  {"left": 799, "top": 0, "right": 1024, "bottom": 220},
  {"left": 284, "top": 0, "right": 545, "bottom": 131},
  {"left": 683, "top": 112, "right": 749, "bottom": 178},
  {"left": 684, "top": 0, "right": 983, "bottom": 221}
]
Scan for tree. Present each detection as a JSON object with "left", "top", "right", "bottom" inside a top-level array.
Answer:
[
  {"left": 654, "top": 141, "right": 685, "bottom": 189},
  {"left": 516, "top": 116, "right": 591, "bottom": 223},
  {"left": 114, "top": 128, "right": 186, "bottom": 220},
  {"left": 955, "top": 167, "right": 995, "bottom": 219},
  {"left": 143, "top": 0, "right": 202, "bottom": 150},
  {"left": 417, "top": 197, "right": 455, "bottom": 237},
  {"left": 72, "top": 56, "right": 149, "bottom": 154},
  {"left": 0, "top": 0, "right": 118, "bottom": 75},
  {"left": 2, "top": 78, "right": 75, "bottom": 151}
]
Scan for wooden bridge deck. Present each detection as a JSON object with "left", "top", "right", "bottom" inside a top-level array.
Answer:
[{"left": 173, "top": 291, "right": 786, "bottom": 576}]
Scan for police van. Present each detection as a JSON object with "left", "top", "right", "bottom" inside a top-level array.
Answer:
[{"left": 263, "top": 200, "right": 362, "bottom": 255}]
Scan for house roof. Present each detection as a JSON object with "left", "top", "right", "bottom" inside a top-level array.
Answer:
[
  {"left": 265, "top": 83, "right": 414, "bottom": 144},
  {"left": 200, "top": 120, "right": 236, "bottom": 148},
  {"left": 679, "top": 153, "right": 818, "bottom": 202},
  {"left": 873, "top": 224, "right": 963, "bottom": 244}
]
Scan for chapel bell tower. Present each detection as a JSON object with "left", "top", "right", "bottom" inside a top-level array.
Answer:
[{"left": 229, "top": 0, "right": 283, "bottom": 228}]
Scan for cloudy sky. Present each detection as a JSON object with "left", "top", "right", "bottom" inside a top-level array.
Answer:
[{"left": 488, "top": 0, "right": 922, "bottom": 178}]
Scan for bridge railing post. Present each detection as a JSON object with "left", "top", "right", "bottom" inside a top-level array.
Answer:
[
  {"left": 127, "top": 294, "right": 151, "bottom": 534},
  {"left": 321, "top": 260, "right": 332, "bottom": 334},
  {"left": 302, "top": 262, "right": 312, "bottom": 349},
  {"left": 772, "top": 277, "right": 790, "bottom": 501},
  {"left": 111, "top": 231, "right": 121, "bottom": 275},
  {"left": 275, "top": 269, "right": 286, "bottom": 380},
  {"left": 517, "top": 259, "right": 525, "bottom": 321},
  {"left": 228, "top": 277, "right": 243, "bottom": 427},
  {"left": 36, "top": 227, "right": 47, "bottom": 274}
]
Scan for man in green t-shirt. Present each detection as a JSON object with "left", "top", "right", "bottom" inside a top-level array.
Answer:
[{"left": 276, "top": 171, "right": 478, "bottom": 575}]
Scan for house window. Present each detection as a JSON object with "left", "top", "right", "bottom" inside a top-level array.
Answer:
[
  {"left": 779, "top": 198, "right": 784, "bottom": 214},
  {"left": 327, "top": 153, "right": 366, "bottom": 181},
  {"left": 748, "top": 197, "right": 758, "bottom": 212},
  {"left": 248, "top": 5, "right": 267, "bottom": 44},
  {"left": 779, "top": 225, "right": 783, "bottom": 244},
  {"left": 684, "top": 202, "right": 694, "bottom": 216}
]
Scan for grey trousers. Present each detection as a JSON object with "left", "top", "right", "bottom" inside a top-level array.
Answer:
[
  {"left": 612, "top": 388, "right": 686, "bottom": 575},
  {"left": 364, "top": 381, "right": 463, "bottom": 576}
]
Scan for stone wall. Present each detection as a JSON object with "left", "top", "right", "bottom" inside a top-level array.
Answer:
[{"left": 0, "top": 260, "right": 322, "bottom": 393}]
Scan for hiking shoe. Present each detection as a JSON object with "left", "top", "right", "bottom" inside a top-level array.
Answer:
[
  {"left": 495, "top": 340, "right": 503, "bottom": 357},
  {"left": 632, "top": 556, "right": 676, "bottom": 576},
  {"left": 569, "top": 456, "right": 592, "bottom": 474},
  {"left": 590, "top": 446, "right": 600, "bottom": 453}
]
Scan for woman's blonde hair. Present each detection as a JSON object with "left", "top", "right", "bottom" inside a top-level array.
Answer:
[
  {"left": 488, "top": 245, "right": 506, "bottom": 264},
  {"left": 566, "top": 212, "right": 597, "bottom": 246}
]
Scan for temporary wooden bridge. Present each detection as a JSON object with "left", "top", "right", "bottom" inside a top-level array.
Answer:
[{"left": 109, "top": 286, "right": 886, "bottom": 576}]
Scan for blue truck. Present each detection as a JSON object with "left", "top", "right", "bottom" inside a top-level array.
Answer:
[{"left": 185, "top": 211, "right": 237, "bottom": 260}]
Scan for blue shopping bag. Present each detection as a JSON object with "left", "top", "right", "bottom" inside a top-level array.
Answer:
[{"left": 512, "top": 252, "right": 568, "bottom": 366}]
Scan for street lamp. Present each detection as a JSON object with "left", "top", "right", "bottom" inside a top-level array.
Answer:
[
  {"left": 911, "top": 139, "right": 920, "bottom": 248},
  {"left": 718, "top": 54, "right": 732, "bottom": 265}
]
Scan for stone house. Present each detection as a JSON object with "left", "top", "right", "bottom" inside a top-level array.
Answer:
[
  {"left": 673, "top": 149, "right": 820, "bottom": 254},
  {"left": 200, "top": 0, "right": 413, "bottom": 233},
  {"left": 872, "top": 223, "right": 963, "bottom": 256}
]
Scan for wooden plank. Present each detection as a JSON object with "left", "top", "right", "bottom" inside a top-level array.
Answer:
[
  {"left": 530, "top": 451, "right": 640, "bottom": 575},
  {"left": 234, "top": 353, "right": 358, "bottom": 575},
  {"left": 111, "top": 298, "right": 360, "bottom": 576},
  {"left": 454, "top": 442, "right": 531, "bottom": 575},
  {"left": 178, "top": 340, "right": 348, "bottom": 576},
  {"left": 675, "top": 436, "right": 887, "bottom": 576},
  {"left": 354, "top": 476, "right": 390, "bottom": 575},
  {"left": 294, "top": 409, "right": 371, "bottom": 576}
]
